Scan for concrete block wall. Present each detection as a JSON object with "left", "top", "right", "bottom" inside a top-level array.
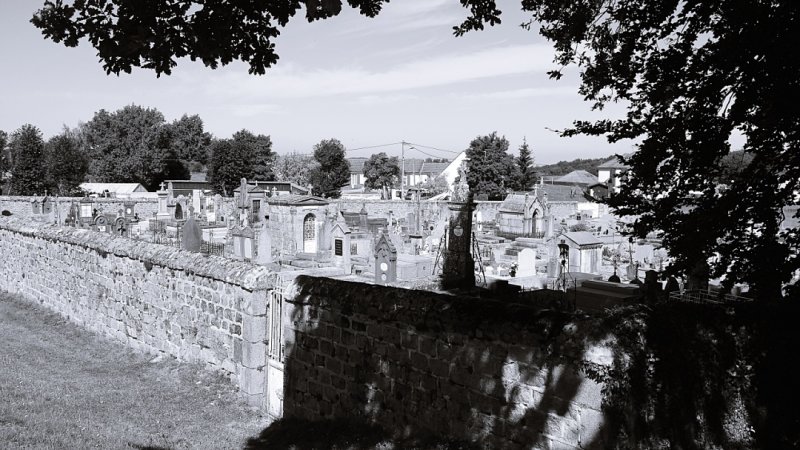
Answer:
[
  {"left": 0, "top": 217, "right": 273, "bottom": 407},
  {"left": 283, "top": 276, "right": 611, "bottom": 449}
]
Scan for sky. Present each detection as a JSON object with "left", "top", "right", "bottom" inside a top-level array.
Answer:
[{"left": 0, "top": 0, "right": 634, "bottom": 164}]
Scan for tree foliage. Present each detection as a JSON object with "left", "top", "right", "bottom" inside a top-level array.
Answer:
[
  {"left": 308, "top": 139, "right": 349, "bottom": 199},
  {"left": 232, "top": 130, "right": 274, "bottom": 182},
  {"left": 83, "top": 105, "right": 189, "bottom": 190},
  {"left": 207, "top": 139, "right": 247, "bottom": 196},
  {"left": 9, "top": 125, "right": 48, "bottom": 196},
  {"left": 0, "top": 130, "right": 8, "bottom": 193},
  {"left": 465, "top": 132, "right": 515, "bottom": 200},
  {"left": 273, "top": 152, "right": 317, "bottom": 188},
  {"left": 32, "top": 0, "right": 800, "bottom": 296},
  {"left": 167, "top": 114, "right": 212, "bottom": 165},
  {"left": 418, "top": 174, "right": 450, "bottom": 196},
  {"left": 32, "top": 0, "right": 389, "bottom": 76},
  {"left": 362, "top": 152, "right": 399, "bottom": 199},
  {"left": 512, "top": 139, "right": 536, "bottom": 191},
  {"left": 536, "top": 156, "right": 612, "bottom": 177},
  {"left": 44, "top": 129, "right": 88, "bottom": 196},
  {"left": 511, "top": 0, "right": 800, "bottom": 299}
]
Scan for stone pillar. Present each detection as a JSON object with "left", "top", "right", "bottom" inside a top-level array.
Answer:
[
  {"left": 441, "top": 198, "right": 475, "bottom": 290},
  {"left": 238, "top": 291, "right": 268, "bottom": 408}
]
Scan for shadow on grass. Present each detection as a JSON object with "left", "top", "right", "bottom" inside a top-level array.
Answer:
[{"left": 244, "top": 417, "right": 478, "bottom": 450}]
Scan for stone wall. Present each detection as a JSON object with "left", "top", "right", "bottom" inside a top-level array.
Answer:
[
  {"left": 283, "top": 276, "right": 610, "bottom": 449},
  {"left": 0, "top": 217, "right": 273, "bottom": 407},
  {"left": 0, "top": 196, "right": 159, "bottom": 223}
]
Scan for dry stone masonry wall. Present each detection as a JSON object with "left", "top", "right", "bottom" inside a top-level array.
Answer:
[
  {"left": 283, "top": 276, "right": 611, "bottom": 449},
  {"left": 0, "top": 196, "right": 159, "bottom": 222},
  {"left": 0, "top": 217, "right": 273, "bottom": 407}
]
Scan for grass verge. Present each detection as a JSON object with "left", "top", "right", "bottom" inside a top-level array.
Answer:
[{"left": 0, "top": 292, "right": 266, "bottom": 449}]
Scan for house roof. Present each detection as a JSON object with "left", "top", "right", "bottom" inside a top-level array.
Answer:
[
  {"left": 348, "top": 157, "right": 450, "bottom": 176},
  {"left": 597, "top": 155, "right": 631, "bottom": 170},
  {"left": 560, "top": 231, "right": 603, "bottom": 247},
  {"left": 554, "top": 170, "right": 598, "bottom": 186},
  {"left": 534, "top": 184, "right": 587, "bottom": 202},
  {"left": 267, "top": 195, "right": 329, "bottom": 206},
  {"left": 499, "top": 193, "right": 529, "bottom": 213},
  {"left": 80, "top": 183, "right": 147, "bottom": 194}
]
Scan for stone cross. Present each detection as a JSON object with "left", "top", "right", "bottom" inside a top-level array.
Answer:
[{"left": 238, "top": 178, "right": 250, "bottom": 227}]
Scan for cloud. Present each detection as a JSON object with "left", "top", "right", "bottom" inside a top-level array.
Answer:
[
  {"left": 354, "top": 93, "right": 419, "bottom": 105},
  {"left": 203, "top": 43, "right": 556, "bottom": 100},
  {"left": 216, "top": 103, "right": 283, "bottom": 118},
  {"left": 454, "top": 86, "right": 578, "bottom": 101}
]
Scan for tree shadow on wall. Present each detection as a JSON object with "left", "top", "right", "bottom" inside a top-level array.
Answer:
[{"left": 247, "top": 276, "right": 799, "bottom": 449}]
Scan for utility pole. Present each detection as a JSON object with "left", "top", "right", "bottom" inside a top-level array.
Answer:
[{"left": 400, "top": 141, "right": 406, "bottom": 200}]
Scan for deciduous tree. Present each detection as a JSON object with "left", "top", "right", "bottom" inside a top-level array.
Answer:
[
  {"left": 44, "top": 129, "right": 88, "bottom": 196},
  {"left": 363, "top": 152, "right": 399, "bottom": 199},
  {"left": 9, "top": 124, "right": 48, "bottom": 196},
  {"left": 465, "top": 132, "right": 515, "bottom": 200},
  {"left": 308, "top": 139, "right": 349, "bottom": 199},
  {"left": 83, "top": 105, "right": 189, "bottom": 190},
  {"left": 167, "top": 114, "right": 212, "bottom": 165},
  {"left": 0, "top": 130, "right": 8, "bottom": 193},
  {"left": 232, "top": 129, "right": 274, "bottom": 181},
  {"left": 207, "top": 139, "right": 248, "bottom": 196},
  {"left": 273, "top": 152, "right": 317, "bottom": 187}
]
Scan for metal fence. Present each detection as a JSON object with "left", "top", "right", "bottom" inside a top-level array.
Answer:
[{"left": 668, "top": 289, "right": 753, "bottom": 304}]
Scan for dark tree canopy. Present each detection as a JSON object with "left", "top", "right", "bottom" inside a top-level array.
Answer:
[
  {"left": 82, "top": 105, "right": 189, "bottom": 191},
  {"left": 167, "top": 114, "right": 212, "bottom": 165},
  {"left": 518, "top": 0, "right": 800, "bottom": 299},
  {"left": 207, "top": 139, "right": 247, "bottom": 196},
  {"left": 309, "top": 139, "right": 349, "bottom": 199},
  {"left": 9, "top": 125, "right": 48, "bottom": 196},
  {"left": 0, "top": 130, "right": 8, "bottom": 193},
  {"left": 362, "top": 152, "right": 399, "bottom": 199},
  {"left": 232, "top": 130, "right": 275, "bottom": 182},
  {"left": 465, "top": 132, "right": 515, "bottom": 200},
  {"left": 45, "top": 129, "right": 88, "bottom": 196},
  {"left": 32, "top": 0, "right": 800, "bottom": 296}
]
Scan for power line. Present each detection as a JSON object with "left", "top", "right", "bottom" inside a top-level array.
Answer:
[
  {"left": 406, "top": 142, "right": 461, "bottom": 154},
  {"left": 407, "top": 146, "right": 442, "bottom": 160},
  {"left": 345, "top": 142, "right": 402, "bottom": 152}
]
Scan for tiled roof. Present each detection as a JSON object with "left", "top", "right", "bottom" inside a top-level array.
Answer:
[
  {"left": 597, "top": 155, "right": 631, "bottom": 169},
  {"left": 499, "top": 193, "right": 528, "bottom": 213},
  {"left": 554, "top": 170, "right": 598, "bottom": 186},
  {"left": 80, "top": 183, "right": 147, "bottom": 194},
  {"left": 348, "top": 157, "right": 451, "bottom": 176},
  {"left": 535, "top": 184, "right": 586, "bottom": 202},
  {"left": 267, "top": 195, "right": 329, "bottom": 206},
  {"left": 561, "top": 231, "right": 602, "bottom": 247}
]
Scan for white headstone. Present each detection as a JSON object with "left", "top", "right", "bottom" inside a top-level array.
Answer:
[
  {"left": 256, "top": 222, "right": 272, "bottom": 265},
  {"left": 517, "top": 248, "right": 536, "bottom": 277}
]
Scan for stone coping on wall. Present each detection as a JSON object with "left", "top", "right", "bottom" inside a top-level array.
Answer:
[
  {"left": 0, "top": 217, "right": 274, "bottom": 291},
  {"left": 0, "top": 195, "right": 158, "bottom": 203},
  {"left": 289, "top": 275, "right": 604, "bottom": 356}
]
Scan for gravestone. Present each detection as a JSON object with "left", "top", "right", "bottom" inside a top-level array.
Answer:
[
  {"left": 330, "top": 214, "right": 352, "bottom": 273},
  {"left": 182, "top": 207, "right": 202, "bottom": 253},
  {"left": 255, "top": 219, "right": 272, "bottom": 265},
  {"left": 517, "top": 248, "right": 536, "bottom": 277},
  {"left": 31, "top": 199, "right": 42, "bottom": 215},
  {"left": 156, "top": 185, "right": 170, "bottom": 222},
  {"left": 374, "top": 232, "right": 397, "bottom": 285},
  {"left": 232, "top": 227, "right": 255, "bottom": 261}
]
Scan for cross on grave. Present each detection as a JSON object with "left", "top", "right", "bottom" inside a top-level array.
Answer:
[
  {"left": 238, "top": 177, "right": 250, "bottom": 227},
  {"left": 159, "top": 181, "right": 167, "bottom": 191}
]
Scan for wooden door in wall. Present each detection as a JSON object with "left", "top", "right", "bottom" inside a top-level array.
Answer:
[{"left": 266, "top": 289, "right": 285, "bottom": 420}]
